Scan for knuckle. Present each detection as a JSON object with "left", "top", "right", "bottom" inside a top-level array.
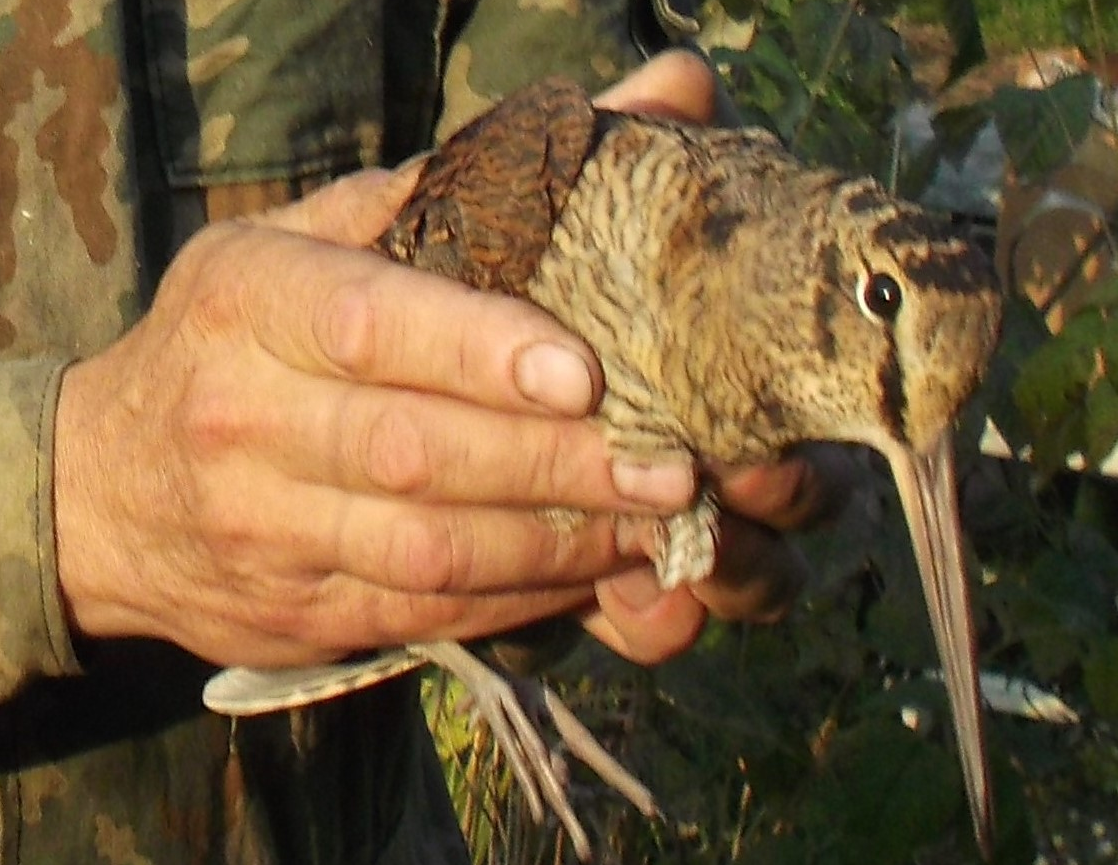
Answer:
[
  {"left": 246, "top": 592, "right": 311, "bottom": 640},
  {"left": 351, "top": 402, "right": 434, "bottom": 496},
  {"left": 708, "top": 526, "right": 807, "bottom": 624},
  {"left": 175, "top": 224, "right": 253, "bottom": 334},
  {"left": 536, "top": 508, "right": 606, "bottom": 577},
  {"left": 317, "top": 270, "right": 399, "bottom": 376},
  {"left": 526, "top": 520, "right": 570, "bottom": 576},
  {"left": 177, "top": 370, "right": 253, "bottom": 457},
  {"left": 384, "top": 514, "right": 470, "bottom": 594},
  {"left": 624, "top": 640, "right": 673, "bottom": 667},
  {"left": 629, "top": 610, "right": 703, "bottom": 666},
  {"left": 344, "top": 592, "right": 470, "bottom": 647},
  {"left": 523, "top": 425, "right": 575, "bottom": 497},
  {"left": 193, "top": 486, "right": 259, "bottom": 566}
]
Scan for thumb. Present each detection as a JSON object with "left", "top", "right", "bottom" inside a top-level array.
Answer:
[
  {"left": 594, "top": 49, "right": 716, "bottom": 123},
  {"left": 250, "top": 155, "right": 429, "bottom": 248}
]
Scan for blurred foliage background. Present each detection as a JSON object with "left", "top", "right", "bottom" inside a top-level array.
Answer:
[{"left": 425, "top": 1, "right": 1118, "bottom": 862}]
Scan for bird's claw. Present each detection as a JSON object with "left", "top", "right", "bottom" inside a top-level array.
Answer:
[
  {"left": 655, "top": 488, "right": 721, "bottom": 589},
  {"left": 414, "top": 641, "right": 658, "bottom": 862}
]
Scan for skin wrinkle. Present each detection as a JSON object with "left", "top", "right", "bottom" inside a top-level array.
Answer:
[{"left": 813, "top": 249, "right": 841, "bottom": 362}]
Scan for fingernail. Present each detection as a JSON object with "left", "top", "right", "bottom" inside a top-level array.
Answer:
[
  {"left": 611, "top": 460, "right": 695, "bottom": 509},
  {"left": 514, "top": 343, "right": 595, "bottom": 416},
  {"left": 607, "top": 569, "right": 665, "bottom": 612}
]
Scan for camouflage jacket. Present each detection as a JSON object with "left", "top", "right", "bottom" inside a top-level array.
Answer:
[{"left": 0, "top": 0, "right": 654, "bottom": 862}]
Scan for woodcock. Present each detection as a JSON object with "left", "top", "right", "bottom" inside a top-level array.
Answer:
[{"left": 204, "top": 77, "right": 1003, "bottom": 860}]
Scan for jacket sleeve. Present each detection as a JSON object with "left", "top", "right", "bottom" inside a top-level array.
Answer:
[
  {"left": 0, "top": 356, "right": 84, "bottom": 698},
  {"left": 0, "top": 1, "right": 143, "bottom": 701}
]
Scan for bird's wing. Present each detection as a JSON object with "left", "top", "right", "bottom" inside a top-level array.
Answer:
[{"left": 376, "top": 77, "right": 597, "bottom": 294}]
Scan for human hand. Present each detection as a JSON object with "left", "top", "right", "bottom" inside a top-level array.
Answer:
[
  {"left": 53, "top": 142, "right": 697, "bottom": 671},
  {"left": 53, "top": 50, "right": 853, "bottom": 673}
]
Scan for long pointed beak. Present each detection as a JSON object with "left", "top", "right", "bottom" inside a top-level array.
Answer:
[{"left": 884, "top": 428, "right": 993, "bottom": 857}]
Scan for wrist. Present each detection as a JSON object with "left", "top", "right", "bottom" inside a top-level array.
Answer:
[{"left": 53, "top": 354, "right": 142, "bottom": 640}]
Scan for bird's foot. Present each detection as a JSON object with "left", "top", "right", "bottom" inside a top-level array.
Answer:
[
  {"left": 542, "top": 489, "right": 720, "bottom": 590},
  {"left": 411, "top": 641, "right": 658, "bottom": 862},
  {"left": 653, "top": 488, "right": 720, "bottom": 589}
]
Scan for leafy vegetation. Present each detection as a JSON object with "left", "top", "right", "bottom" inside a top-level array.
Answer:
[
  {"left": 426, "top": 1, "right": 1118, "bottom": 862},
  {"left": 900, "top": 0, "right": 1118, "bottom": 53}
]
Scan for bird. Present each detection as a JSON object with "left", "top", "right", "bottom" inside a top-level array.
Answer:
[{"left": 204, "top": 76, "right": 1002, "bottom": 860}]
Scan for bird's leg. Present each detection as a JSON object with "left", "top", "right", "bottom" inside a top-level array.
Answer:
[
  {"left": 410, "top": 642, "right": 565, "bottom": 830},
  {"left": 539, "top": 681, "right": 659, "bottom": 817},
  {"left": 409, "top": 640, "right": 658, "bottom": 862}
]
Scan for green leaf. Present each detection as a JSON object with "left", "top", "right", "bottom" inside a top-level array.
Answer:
[
  {"left": 1083, "top": 636, "right": 1118, "bottom": 721},
  {"left": 802, "top": 718, "right": 963, "bottom": 864},
  {"left": 978, "top": 294, "right": 1051, "bottom": 452},
  {"left": 711, "top": 34, "right": 809, "bottom": 139},
  {"left": 930, "top": 101, "right": 996, "bottom": 164},
  {"left": 1012, "top": 304, "right": 1116, "bottom": 473},
  {"left": 737, "top": 834, "right": 812, "bottom": 864},
  {"left": 794, "top": 593, "right": 866, "bottom": 679},
  {"left": 864, "top": 590, "right": 938, "bottom": 670},
  {"left": 1082, "top": 273, "right": 1118, "bottom": 313},
  {"left": 939, "top": 0, "right": 987, "bottom": 81},
  {"left": 990, "top": 73, "right": 1097, "bottom": 181},
  {"left": 1085, "top": 376, "right": 1118, "bottom": 465},
  {"left": 991, "top": 545, "right": 1115, "bottom": 679}
]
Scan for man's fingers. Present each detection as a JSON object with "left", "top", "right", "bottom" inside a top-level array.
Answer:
[
  {"left": 184, "top": 463, "right": 632, "bottom": 596},
  {"left": 250, "top": 160, "right": 427, "bottom": 248},
  {"left": 180, "top": 223, "right": 602, "bottom": 417},
  {"left": 187, "top": 50, "right": 727, "bottom": 420},
  {"left": 718, "top": 444, "right": 861, "bottom": 531},
  {"left": 309, "top": 576, "right": 589, "bottom": 654},
  {"left": 582, "top": 567, "right": 706, "bottom": 665},
  {"left": 585, "top": 508, "right": 813, "bottom": 663},
  {"left": 163, "top": 572, "right": 592, "bottom": 669},
  {"left": 594, "top": 49, "right": 716, "bottom": 123},
  {"left": 692, "top": 513, "right": 812, "bottom": 623},
  {"left": 215, "top": 366, "right": 635, "bottom": 510}
]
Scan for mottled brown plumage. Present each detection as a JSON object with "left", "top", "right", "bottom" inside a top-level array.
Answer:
[
  {"left": 382, "top": 76, "right": 1000, "bottom": 856},
  {"left": 208, "top": 77, "right": 1002, "bottom": 861},
  {"left": 380, "top": 78, "right": 997, "bottom": 471}
]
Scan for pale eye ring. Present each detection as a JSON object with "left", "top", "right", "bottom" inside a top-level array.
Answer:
[{"left": 856, "top": 272, "right": 903, "bottom": 322}]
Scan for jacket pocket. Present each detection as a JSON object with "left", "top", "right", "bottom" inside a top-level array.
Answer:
[{"left": 140, "top": 0, "right": 388, "bottom": 187}]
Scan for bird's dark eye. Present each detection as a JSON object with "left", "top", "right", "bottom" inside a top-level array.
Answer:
[{"left": 860, "top": 272, "right": 903, "bottom": 321}]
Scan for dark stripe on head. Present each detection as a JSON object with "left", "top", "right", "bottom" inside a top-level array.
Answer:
[
  {"left": 899, "top": 241, "right": 997, "bottom": 296},
  {"left": 814, "top": 243, "right": 843, "bottom": 361},
  {"left": 878, "top": 334, "right": 907, "bottom": 441},
  {"left": 866, "top": 201, "right": 997, "bottom": 296},
  {"left": 696, "top": 172, "right": 747, "bottom": 248},
  {"left": 870, "top": 204, "right": 948, "bottom": 248},
  {"left": 839, "top": 178, "right": 889, "bottom": 215}
]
